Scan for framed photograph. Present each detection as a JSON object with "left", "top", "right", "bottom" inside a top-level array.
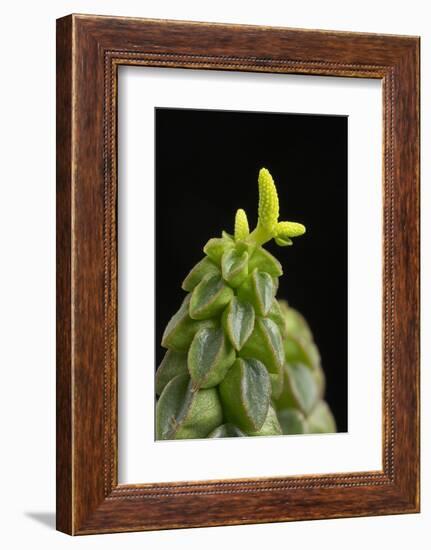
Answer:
[{"left": 56, "top": 14, "right": 420, "bottom": 534}]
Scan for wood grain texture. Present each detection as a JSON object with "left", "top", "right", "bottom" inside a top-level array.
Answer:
[
  {"left": 56, "top": 14, "right": 420, "bottom": 535},
  {"left": 56, "top": 16, "right": 73, "bottom": 534}
]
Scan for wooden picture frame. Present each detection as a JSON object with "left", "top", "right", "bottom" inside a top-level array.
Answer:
[{"left": 56, "top": 14, "right": 420, "bottom": 535}]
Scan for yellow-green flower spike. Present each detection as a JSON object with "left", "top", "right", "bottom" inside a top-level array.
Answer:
[
  {"left": 276, "top": 221, "right": 306, "bottom": 238},
  {"left": 257, "top": 168, "right": 279, "bottom": 232},
  {"left": 248, "top": 168, "right": 305, "bottom": 247},
  {"left": 234, "top": 209, "right": 250, "bottom": 241}
]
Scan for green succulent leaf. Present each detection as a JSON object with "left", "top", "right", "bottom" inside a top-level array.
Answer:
[
  {"left": 219, "top": 358, "right": 271, "bottom": 433},
  {"left": 275, "top": 236, "right": 293, "bottom": 247},
  {"left": 284, "top": 336, "right": 321, "bottom": 371},
  {"left": 248, "top": 247, "right": 283, "bottom": 277},
  {"left": 312, "top": 364, "right": 326, "bottom": 398},
  {"left": 269, "top": 372, "right": 284, "bottom": 399},
  {"left": 203, "top": 236, "right": 235, "bottom": 264},
  {"left": 189, "top": 273, "right": 234, "bottom": 320},
  {"left": 222, "top": 296, "right": 255, "bottom": 351},
  {"left": 273, "top": 277, "right": 280, "bottom": 295},
  {"left": 267, "top": 299, "right": 287, "bottom": 339},
  {"left": 161, "top": 295, "right": 217, "bottom": 351},
  {"left": 221, "top": 248, "right": 249, "bottom": 287},
  {"left": 237, "top": 269, "right": 275, "bottom": 317},
  {"left": 155, "top": 350, "right": 188, "bottom": 396},
  {"left": 277, "top": 408, "right": 308, "bottom": 435},
  {"left": 188, "top": 327, "right": 235, "bottom": 389},
  {"left": 175, "top": 388, "right": 223, "bottom": 440},
  {"left": 307, "top": 400, "right": 337, "bottom": 433},
  {"left": 281, "top": 303, "right": 313, "bottom": 340},
  {"left": 156, "top": 374, "right": 223, "bottom": 440},
  {"left": 239, "top": 317, "right": 284, "bottom": 377},
  {"left": 252, "top": 271, "right": 276, "bottom": 316},
  {"left": 182, "top": 257, "right": 220, "bottom": 292},
  {"left": 247, "top": 405, "right": 282, "bottom": 436},
  {"left": 273, "top": 370, "right": 296, "bottom": 409},
  {"left": 156, "top": 374, "right": 190, "bottom": 440},
  {"left": 208, "top": 424, "right": 247, "bottom": 438},
  {"left": 222, "top": 231, "right": 235, "bottom": 241},
  {"left": 278, "top": 362, "right": 320, "bottom": 415}
]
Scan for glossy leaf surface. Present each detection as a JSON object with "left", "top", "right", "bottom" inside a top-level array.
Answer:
[
  {"left": 238, "top": 269, "right": 275, "bottom": 317},
  {"left": 182, "top": 257, "right": 220, "bottom": 292},
  {"left": 239, "top": 317, "right": 284, "bottom": 376},
  {"left": 283, "top": 362, "right": 320, "bottom": 415},
  {"left": 247, "top": 405, "right": 282, "bottom": 436},
  {"left": 219, "top": 358, "right": 271, "bottom": 432},
  {"left": 156, "top": 374, "right": 223, "bottom": 440},
  {"left": 203, "top": 236, "right": 235, "bottom": 264},
  {"left": 248, "top": 247, "right": 283, "bottom": 277},
  {"left": 267, "top": 298, "right": 287, "bottom": 339},
  {"left": 221, "top": 248, "right": 249, "bottom": 287},
  {"left": 155, "top": 350, "right": 188, "bottom": 396},
  {"left": 222, "top": 297, "right": 255, "bottom": 351},
  {"left": 188, "top": 327, "right": 235, "bottom": 388},
  {"left": 189, "top": 273, "right": 234, "bottom": 320},
  {"left": 161, "top": 295, "right": 217, "bottom": 351}
]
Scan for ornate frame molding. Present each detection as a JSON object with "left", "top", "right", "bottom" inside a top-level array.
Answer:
[{"left": 57, "top": 15, "right": 419, "bottom": 534}]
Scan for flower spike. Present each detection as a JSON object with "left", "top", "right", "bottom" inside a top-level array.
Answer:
[
  {"left": 248, "top": 168, "right": 306, "bottom": 247},
  {"left": 234, "top": 209, "right": 250, "bottom": 241},
  {"left": 257, "top": 168, "right": 279, "bottom": 233}
]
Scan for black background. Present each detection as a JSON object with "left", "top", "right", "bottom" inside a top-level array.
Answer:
[{"left": 155, "top": 107, "right": 348, "bottom": 432}]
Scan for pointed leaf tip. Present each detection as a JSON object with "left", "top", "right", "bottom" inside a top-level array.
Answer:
[
  {"left": 221, "top": 248, "right": 249, "bottom": 288},
  {"left": 222, "top": 297, "right": 255, "bottom": 351},
  {"left": 189, "top": 273, "right": 234, "bottom": 320},
  {"left": 275, "top": 236, "right": 293, "bottom": 247}
]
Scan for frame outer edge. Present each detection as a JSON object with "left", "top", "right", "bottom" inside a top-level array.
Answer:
[
  {"left": 56, "top": 14, "right": 421, "bottom": 535},
  {"left": 56, "top": 14, "right": 74, "bottom": 535},
  {"left": 392, "top": 39, "right": 420, "bottom": 510}
]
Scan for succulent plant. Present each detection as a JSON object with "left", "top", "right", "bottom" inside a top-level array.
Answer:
[{"left": 155, "top": 168, "right": 336, "bottom": 440}]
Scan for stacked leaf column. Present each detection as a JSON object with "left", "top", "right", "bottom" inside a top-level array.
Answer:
[{"left": 156, "top": 168, "right": 335, "bottom": 439}]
